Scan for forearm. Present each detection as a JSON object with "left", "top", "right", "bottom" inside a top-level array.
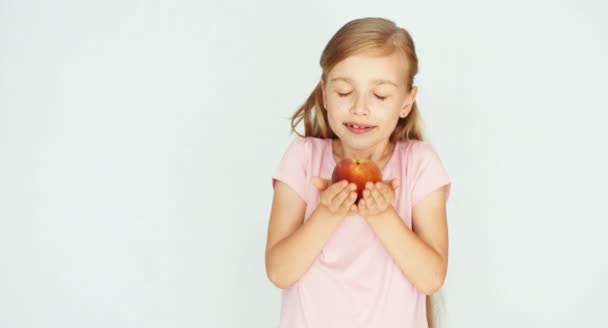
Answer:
[
  {"left": 266, "top": 207, "right": 343, "bottom": 289},
  {"left": 366, "top": 208, "right": 447, "bottom": 295}
]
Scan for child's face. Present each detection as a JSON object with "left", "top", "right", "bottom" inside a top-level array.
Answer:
[{"left": 321, "top": 51, "right": 417, "bottom": 149}]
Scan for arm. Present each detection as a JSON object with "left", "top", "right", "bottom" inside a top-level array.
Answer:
[
  {"left": 365, "top": 187, "right": 449, "bottom": 295},
  {"left": 265, "top": 180, "right": 345, "bottom": 289}
]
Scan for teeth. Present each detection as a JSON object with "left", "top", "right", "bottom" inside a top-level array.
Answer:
[{"left": 347, "top": 123, "right": 370, "bottom": 129}]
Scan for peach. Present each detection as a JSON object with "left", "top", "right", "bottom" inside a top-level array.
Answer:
[{"left": 331, "top": 159, "right": 382, "bottom": 204}]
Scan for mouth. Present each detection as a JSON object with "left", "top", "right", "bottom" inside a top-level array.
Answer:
[{"left": 343, "top": 122, "right": 376, "bottom": 134}]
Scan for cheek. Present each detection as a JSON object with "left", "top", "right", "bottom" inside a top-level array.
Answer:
[
  {"left": 378, "top": 108, "right": 403, "bottom": 128},
  {"left": 328, "top": 97, "right": 352, "bottom": 109},
  {"left": 376, "top": 104, "right": 400, "bottom": 118},
  {"left": 325, "top": 110, "right": 343, "bottom": 129},
  {"left": 325, "top": 111, "right": 336, "bottom": 123},
  {"left": 326, "top": 100, "right": 351, "bottom": 117}
]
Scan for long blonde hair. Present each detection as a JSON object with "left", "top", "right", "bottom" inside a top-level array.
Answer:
[{"left": 290, "top": 17, "right": 441, "bottom": 327}]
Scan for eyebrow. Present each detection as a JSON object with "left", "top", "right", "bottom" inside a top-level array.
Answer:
[{"left": 329, "top": 77, "right": 399, "bottom": 87}]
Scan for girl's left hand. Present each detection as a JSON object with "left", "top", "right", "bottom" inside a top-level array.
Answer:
[{"left": 358, "top": 179, "right": 400, "bottom": 218}]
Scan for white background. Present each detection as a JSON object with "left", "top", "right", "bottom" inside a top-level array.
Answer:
[{"left": 1, "top": 0, "right": 607, "bottom": 327}]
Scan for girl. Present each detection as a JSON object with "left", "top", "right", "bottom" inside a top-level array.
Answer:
[{"left": 265, "top": 17, "right": 451, "bottom": 328}]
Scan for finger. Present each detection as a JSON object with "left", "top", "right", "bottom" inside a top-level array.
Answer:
[
  {"left": 363, "top": 189, "right": 372, "bottom": 201},
  {"left": 360, "top": 199, "right": 372, "bottom": 216},
  {"left": 324, "top": 181, "right": 350, "bottom": 209},
  {"left": 347, "top": 203, "right": 359, "bottom": 216},
  {"left": 371, "top": 187, "right": 385, "bottom": 208},
  {"left": 365, "top": 181, "right": 375, "bottom": 190},
  {"left": 333, "top": 188, "right": 355, "bottom": 210},
  {"left": 358, "top": 199, "right": 367, "bottom": 213},
  {"left": 392, "top": 179, "right": 401, "bottom": 190},
  {"left": 328, "top": 181, "right": 354, "bottom": 199},
  {"left": 378, "top": 180, "right": 391, "bottom": 190},
  {"left": 338, "top": 191, "right": 357, "bottom": 212},
  {"left": 379, "top": 179, "right": 399, "bottom": 190},
  {"left": 311, "top": 176, "right": 331, "bottom": 191},
  {"left": 318, "top": 180, "right": 341, "bottom": 205},
  {"left": 376, "top": 182, "right": 394, "bottom": 201},
  {"left": 319, "top": 180, "right": 346, "bottom": 204},
  {"left": 363, "top": 190, "right": 377, "bottom": 210}
]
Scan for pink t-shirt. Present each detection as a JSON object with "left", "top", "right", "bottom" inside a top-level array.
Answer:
[{"left": 272, "top": 136, "right": 451, "bottom": 328}]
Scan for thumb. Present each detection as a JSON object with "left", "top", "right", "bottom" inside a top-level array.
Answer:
[
  {"left": 383, "top": 179, "right": 400, "bottom": 190},
  {"left": 391, "top": 179, "right": 401, "bottom": 190},
  {"left": 311, "top": 176, "right": 330, "bottom": 191}
]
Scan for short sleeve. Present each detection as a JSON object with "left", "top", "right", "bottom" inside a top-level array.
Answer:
[
  {"left": 409, "top": 142, "right": 451, "bottom": 207},
  {"left": 272, "top": 137, "right": 309, "bottom": 201}
]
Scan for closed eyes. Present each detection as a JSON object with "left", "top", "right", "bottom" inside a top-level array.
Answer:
[{"left": 337, "top": 92, "right": 387, "bottom": 101}]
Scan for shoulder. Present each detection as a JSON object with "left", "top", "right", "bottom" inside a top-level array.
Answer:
[
  {"left": 399, "top": 139, "right": 451, "bottom": 204},
  {"left": 281, "top": 136, "right": 329, "bottom": 159},
  {"left": 396, "top": 139, "right": 441, "bottom": 164},
  {"left": 284, "top": 135, "right": 327, "bottom": 149},
  {"left": 403, "top": 139, "right": 438, "bottom": 154},
  {"left": 395, "top": 139, "right": 449, "bottom": 183},
  {"left": 273, "top": 136, "right": 331, "bottom": 201}
]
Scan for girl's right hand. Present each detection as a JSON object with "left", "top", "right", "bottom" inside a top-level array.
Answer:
[{"left": 311, "top": 177, "right": 358, "bottom": 218}]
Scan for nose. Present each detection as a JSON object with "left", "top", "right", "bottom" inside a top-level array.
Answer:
[{"left": 350, "top": 94, "right": 369, "bottom": 116}]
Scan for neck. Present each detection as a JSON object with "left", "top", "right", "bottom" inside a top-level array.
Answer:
[{"left": 333, "top": 139, "right": 394, "bottom": 162}]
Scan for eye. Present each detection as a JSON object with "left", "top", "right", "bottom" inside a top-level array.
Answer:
[
  {"left": 375, "top": 94, "right": 388, "bottom": 101},
  {"left": 337, "top": 92, "right": 352, "bottom": 97}
]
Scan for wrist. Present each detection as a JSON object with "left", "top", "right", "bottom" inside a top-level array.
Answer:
[
  {"left": 366, "top": 206, "right": 396, "bottom": 222},
  {"left": 314, "top": 205, "right": 347, "bottom": 223}
]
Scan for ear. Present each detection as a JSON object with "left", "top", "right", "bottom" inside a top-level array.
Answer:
[{"left": 400, "top": 86, "right": 418, "bottom": 118}]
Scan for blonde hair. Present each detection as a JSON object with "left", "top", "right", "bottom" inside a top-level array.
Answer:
[{"left": 289, "top": 17, "right": 441, "bottom": 327}]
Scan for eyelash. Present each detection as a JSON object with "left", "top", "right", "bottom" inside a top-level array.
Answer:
[{"left": 337, "top": 92, "right": 387, "bottom": 101}]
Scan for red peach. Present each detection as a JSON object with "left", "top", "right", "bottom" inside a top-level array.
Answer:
[{"left": 331, "top": 159, "right": 382, "bottom": 204}]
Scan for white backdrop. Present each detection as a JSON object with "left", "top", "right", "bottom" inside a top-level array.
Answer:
[{"left": 1, "top": 0, "right": 607, "bottom": 327}]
